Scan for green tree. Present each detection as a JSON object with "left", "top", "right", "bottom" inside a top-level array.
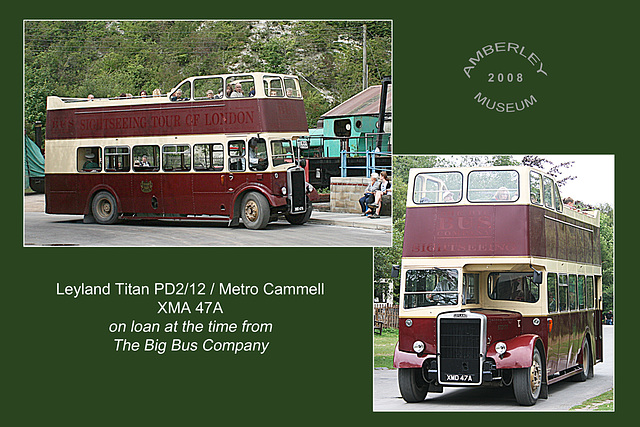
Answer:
[
  {"left": 23, "top": 20, "right": 391, "bottom": 137},
  {"left": 598, "top": 203, "right": 613, "bottom": 313}
]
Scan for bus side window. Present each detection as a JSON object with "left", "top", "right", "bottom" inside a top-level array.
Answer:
[
  {"left": 543, "top": 176, "right": 554, "bottom": 209},
  {"left": 586, "top": 276, "right": 594, "bottom": 308},
  {"left": 553, "top": 182, "right": 563, "bottom": 212},
  {"left": 77, "top": 147, "right": 102, "bottom": 172},
  {"left": 194, "top": 143, "right": 224, "bottom": 171},
  {"left": 228, "top": 140, "right": 246, "bottom": 172},
  {"left": 530, "top": 171, "right": 542, "bottom": 205},
  {"left": 547, "top": 273, "right": 558, "bottom": 313},
  {"left": 463, "top": 273, "right": 479, "bottom": 304},
  {"left": 568, "top": 274, "right": 577, "bottom": 310},
  {"left": 105, "top": 146, "right": 130, "bottom": 172},
  {"left": 558, "top": 274, "right": 568, "bottom": 311},
  {"left": 132, "top": 145, "right": 160, "bottom": 172},
  {"left": 194, "top": 77, "right": 223, "bottom": 100},
  {"left": 577, "top": 275, "right": 585, "bottom": 309},
  {"left": 284, "top": 78, "right": 301, "bottom": 98},
  {"left": 163, "top": 145, "right": 191, "bottom": 172},
  {"left": 264, "top": 76, "right": 283, "bottom": 97}
]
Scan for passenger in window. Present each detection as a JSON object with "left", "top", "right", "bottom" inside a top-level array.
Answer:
[
  {"left": 494, "top": 187, "right": 511, "bottom": 201},
  {"left": 140, "top": 90, "right": 148, "bottom": 98},
  {"left": 152, "top": 88, "right": 162, "bottom": 97},
  {"left": 563, "top": 197, "right": 575, "bottom": 207},
  {"left": 248, "top": 140, "right": 267, "bottom": 171},
  {"left": 82, "top": 153, "right": 100, "bottom": 171},
  {"left": 226, "top": 84, "right": 233, "bottom": 97},
  {"left": 286, "top": 88, "right": 293, "bottom": 97},
  {"left": 230, "top": 83, "right": 244, "bottom": 98},
  {"left": 248, "top": 86, "right": 255, "bottom": 97},
  {"left": 206, "top": 90, "right": 215, "bottom": 99},
  {"left": 87, "top": 94, "right": 94, "bottom": 101},
  {"left": 140, "top": 155, "right": 151, "bottom": 167},
  {"left": 171, "top": 89, "right": 185, "bottom": 101}
]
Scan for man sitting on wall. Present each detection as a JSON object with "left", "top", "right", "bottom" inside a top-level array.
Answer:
[{"left": 359, "top": 172, "right": 380, "bottom": 216}]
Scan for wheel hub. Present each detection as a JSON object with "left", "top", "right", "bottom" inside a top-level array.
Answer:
[
  {"left": 530, "top": 358, "right": 541, "bottom": 392},
  {"left": 244, "top": 200, "right": 258, "bottom": 222}
]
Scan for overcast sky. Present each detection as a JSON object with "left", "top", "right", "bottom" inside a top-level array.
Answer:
[{"left": 523, "top": 155, "right": 615, "bottom": 207}]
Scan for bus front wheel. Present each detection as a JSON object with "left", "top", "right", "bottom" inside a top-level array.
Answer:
[
  {"left": 241, "top": 192, "right": 270, "bottom": 230},
  {"left": 91, "top": 191, "right": 119, "bottom": 224},
  {"left": 284, "top": 198, "right": 312, "bottom": 225},
  {"left": 513, "top": 346, "right": 542, "bottom": 406},
  {"left": 398, "top": 368, "right": 429, "bottom": 403}
]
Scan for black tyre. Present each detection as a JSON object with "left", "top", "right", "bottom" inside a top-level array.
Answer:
[
  {"left": 573, "top": 339, "right": 591, "bottom": 382},
  {"left": 91, "top": 191, "right": 119, "bottom": 224},
  {"left": 398, "top": 368, "right": 428, "bottom": 403},
  {"left": 513, "top": 346, "right": 543, "bottom": 406},
  {"left": 285, "top": 198, "right": 312, "bottom": 225},
  {"left": 241, "top": 192, "right": 270, "bottom": 230}
]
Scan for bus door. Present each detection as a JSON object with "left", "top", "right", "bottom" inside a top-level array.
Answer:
[
  {"left": 132, "top": 145, "right": 164, "bottom": 215},
  {"left": 546, "top": 273, "right": 561, "bottom": 375},
  {"left": 554, "top": 274, "right": 571, "bottom": 372},
  {"left": 594, "top": 276, "right": 603, "bottom": 362},
  {"left": 224, "top": 139, "right": 249, "bottom": 208},
  {"left": 192, "top": 142, "right": 229, "bottom": 216}
]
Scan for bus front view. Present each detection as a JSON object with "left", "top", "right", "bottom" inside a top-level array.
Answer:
[{"left": 394, "top": 166, "right": 601, "bottom": 406}]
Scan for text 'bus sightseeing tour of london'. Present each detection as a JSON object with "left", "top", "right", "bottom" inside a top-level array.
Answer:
[
  {"left": 392, "top": 166, "right": 602, "bottom": 406},
  {"left": 44, "top": 72, "right": 317, "bottom": 230}
]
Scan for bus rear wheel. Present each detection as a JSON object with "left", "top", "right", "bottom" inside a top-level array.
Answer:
[
  {"left": 573, "top": 339, "right": 591, "bottom": 382},
  {"left": 91, "top": 191, "right": 119, "bottom": 224},
  {"left": 513, "top": 347, "right": 542, "bottom": 406},
  {"left": 398, "top": 368, "right": 429, "bottom": 403},
  {"left": 241, "top": 192, "right": 270, "bottom": 230}
]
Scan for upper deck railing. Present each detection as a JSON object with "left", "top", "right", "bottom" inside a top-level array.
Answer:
[
  {"left": 403, "top": 166, "right": 601, "bottom": 264},
  {"left": 45, "top": 72, "right": 308, "bottom": 140}
]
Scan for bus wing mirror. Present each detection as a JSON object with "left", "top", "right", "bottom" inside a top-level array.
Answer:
[
  {"left": 532, "top": 270, "right": 543, "bottom": 284},
  {"left": 391, "top": 265, "right": 400, "bottom": 278}
]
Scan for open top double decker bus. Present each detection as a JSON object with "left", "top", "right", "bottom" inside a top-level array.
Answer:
[
  {"left": 393, "top": 166, "right": 602, "bottom": 406},
  {"left": 45, "top": 72, "right": 315, "bottom": 229}
]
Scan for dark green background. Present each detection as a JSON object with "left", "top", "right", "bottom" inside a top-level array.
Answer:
[{"left": 9, "top": 1, "right": 631, "bottom": 423}]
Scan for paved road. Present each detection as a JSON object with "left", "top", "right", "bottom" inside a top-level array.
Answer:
[
  {"left": 374, "top": 325, "right": 614, "bottom": 411},
  {"left": 23, "top": 194, "right": 391, "bottom": 247}
]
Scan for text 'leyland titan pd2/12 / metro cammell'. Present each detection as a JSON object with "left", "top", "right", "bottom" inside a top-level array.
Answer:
[
  {"left": 392, "top": 166, "right": 602, "bottom": 406},
  {"left": 44, "top": 72, "right": 316, "bottom": 229}
]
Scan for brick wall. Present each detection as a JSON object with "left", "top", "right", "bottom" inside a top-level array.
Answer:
[{"left": 330, "top": 177, "right": 369, "bottom": 214}]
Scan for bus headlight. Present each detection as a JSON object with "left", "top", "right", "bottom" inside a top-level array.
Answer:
[
  {"left": 281, "top": 186, "right": 287, "bottom": 195},
  {"left": 495, "top": 342, "right": 507, "bottom": 356},
  {"left": 413, "top": 341, "right": 425, "bottom": 353}
]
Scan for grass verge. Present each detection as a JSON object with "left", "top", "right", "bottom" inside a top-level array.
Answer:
[
  {"left": 570, "top": 389, "right": 613, "bottom": 411},
  {"left": 374, "top": 328, "right": 398, "bottom": 369}
]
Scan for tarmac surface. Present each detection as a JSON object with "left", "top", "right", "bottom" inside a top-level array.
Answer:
[{"left": 23, "top": 193, "right": 392, "bottom": 247}]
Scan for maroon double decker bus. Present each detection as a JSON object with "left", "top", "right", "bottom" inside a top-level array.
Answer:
[
  {"left": 393, "top": 166, "right": 602, "bottom": 406},
  {"left": 45, "top": 72, "right": 314, "bottom": 229}
]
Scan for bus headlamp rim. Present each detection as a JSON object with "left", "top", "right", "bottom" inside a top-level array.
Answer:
[{"left": 413, "top": 340, "right": 425, "bottom": 353}]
